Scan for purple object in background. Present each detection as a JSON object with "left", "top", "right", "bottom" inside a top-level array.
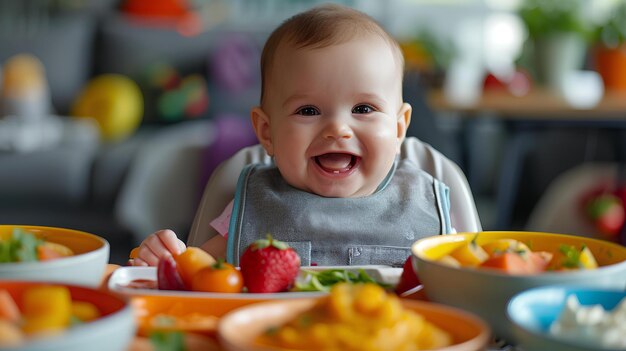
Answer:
[
  {"left": 210, "top": 34, "right": 261, "bottom": 94},
  {"left": 200, "top": 114, "right": 258, "bottom": 189}
]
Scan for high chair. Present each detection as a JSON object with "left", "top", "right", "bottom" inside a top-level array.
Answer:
[{"left": 187, "top": 137, "right": 482, "bottom": 246}]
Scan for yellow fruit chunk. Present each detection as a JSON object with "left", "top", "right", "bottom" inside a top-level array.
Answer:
[
  {"left": 481, "top": 239, "right": 530, "bottom": 256},
  {"left": 354, "top": 284, "right": 385, "bottom": 315},
  {"left": 21, "top": 286, "right": 71, "bottom": 335},
  {"left": 174, "top": 247, "right": 216, "bottom": 288},
  {"left": 437, "top": 255, "right": 461, "bottom": 268},
  {"left": 448, "top": 241, "right": 488, "bottom": 267},
  {"left": 579, "top": 246, "right": 599, "bottom": 269},
  {"left": 71, "top": 301, "right": 101, "bottom": 322}
]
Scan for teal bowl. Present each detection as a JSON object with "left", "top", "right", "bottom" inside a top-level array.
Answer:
[{"left": 508, "top": 286, "right": 626, "bottom": 351}]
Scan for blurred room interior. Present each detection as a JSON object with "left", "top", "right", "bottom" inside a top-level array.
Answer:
[{"left": 2, "top": 0, "right": 626, "bottom": 264}]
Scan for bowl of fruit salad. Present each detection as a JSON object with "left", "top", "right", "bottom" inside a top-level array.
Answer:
[
  {"left": 507, "top": 286, "right": 626, "bottom": 351},
  {"left": 0, "top": 280, "right": 135, "bottom": 351},
  {"left": 411, "top": 231, "right": 626, "bottom": 343},
  {"left": 0, "top": 225, "right": 109, "bottom": 287}
]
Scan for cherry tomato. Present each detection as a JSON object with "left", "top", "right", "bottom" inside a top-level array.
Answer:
[{"left": 191, "top": 261, "right": 244, "bottom": 293}]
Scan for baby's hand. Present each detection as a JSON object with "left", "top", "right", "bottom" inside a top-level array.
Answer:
[{"left": 131, "top": 229, "right": 186, "bottom": 266}]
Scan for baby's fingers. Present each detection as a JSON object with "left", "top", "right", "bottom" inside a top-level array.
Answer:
[
  {"left": 156, "top": 229, "right": 186, "bottom": 256},
  {"left": 136, "top": 245, "right": 161, "bottom": 266}
]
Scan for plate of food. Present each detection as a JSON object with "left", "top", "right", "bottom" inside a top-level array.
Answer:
[
  {"left": 108, "top": 264, "right": 401, "bottom": 299},
  {"left": 113, "top": 236, "right": 403, "bottom": 300}
]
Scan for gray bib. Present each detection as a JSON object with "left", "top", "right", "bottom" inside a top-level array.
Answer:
[{"left": 226, "top": 159, "right": 451, "bottom": 266}]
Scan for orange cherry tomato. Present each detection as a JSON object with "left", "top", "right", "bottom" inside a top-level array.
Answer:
[{"left": 191, "top": 261, "right": 244, "bottom": 293}]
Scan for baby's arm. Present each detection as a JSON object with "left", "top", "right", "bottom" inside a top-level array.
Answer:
[
  {"left": 199, "top": 235, "right": 227, "bottom": 260},
  {"left": 132, "top": 229, "right": 186, "bottom": 266}
]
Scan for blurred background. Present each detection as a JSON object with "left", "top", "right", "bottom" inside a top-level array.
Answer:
[{"left": 2, "top": 0, "right": 626, "bottom": 264}]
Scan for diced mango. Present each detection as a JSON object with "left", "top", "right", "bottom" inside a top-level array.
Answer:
[
  {"left": 448, "top": 242, "right": 488, "bottom": 267},
  {"left": 354, "top": 284, "right": 385, "bottom": 315},
  {"left": 71, "top": 301, "right": 101, "bottom": 322},
  {"left": 579, "top": 246, "right": 599, "bottom": 269},
  {"left": 481, "top": 239, "right": 530, "bottom": 256},
  {"left": 21, "top": 286, "right": 71, "bottom": 334},
  {"left": 436, "top": 255, "right": 461, "bottom": 268}
]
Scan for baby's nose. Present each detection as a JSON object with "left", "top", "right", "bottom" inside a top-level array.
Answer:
[{"left": 323, "top": 116, "right": 354, "bottom": 140}]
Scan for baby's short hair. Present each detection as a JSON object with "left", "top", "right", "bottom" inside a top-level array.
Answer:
[{"left": 260, "top": 3, "right": 404, "bottom": 105}]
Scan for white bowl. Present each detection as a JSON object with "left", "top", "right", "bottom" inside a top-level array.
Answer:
[
  {"left": 411, "top": 231, "right": 626, "bottom": 343},
  {"left": 0, "top": 280, "right": 135, "bottom": 351},
  {"left": 0, "top": 225, "right": 109, "bottom": 287}
]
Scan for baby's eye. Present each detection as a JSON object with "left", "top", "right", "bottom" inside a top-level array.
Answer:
[
  {"left": 296, "top": 106, "right": 320, "bottom": 116},
  {"left": 352, "top": 104, "right": 375, "bottom": 114}
]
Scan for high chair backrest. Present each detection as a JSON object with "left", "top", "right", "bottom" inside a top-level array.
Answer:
[{"left": 187, "top": 137, "right": 482, "bottom": 246}]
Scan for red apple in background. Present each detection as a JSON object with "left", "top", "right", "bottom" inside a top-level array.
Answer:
[{"left": 483, "top": 69, "right": 532, "bottom": 96}]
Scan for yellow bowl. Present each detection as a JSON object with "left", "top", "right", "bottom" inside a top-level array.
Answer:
[
  {"left": 0, "top": 225, "right": 109, "bottom": 287},
  {"left": 411, "top": 231, "right": 626, "bottom": 343},
  {"left": 0, "top": 280, "right": 135, "bottom": 351},
  {"left": 218, "top": 298, "right": 491, "bottom": 351}
]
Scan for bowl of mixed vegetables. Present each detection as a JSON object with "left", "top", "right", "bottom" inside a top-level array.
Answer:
[
  {"left": 0, "top": 280, "right": 135, "bottom": 351},
  {"left": 411, "top": 231, "right": 626, "bottom": 343},
  {"left": 0, "top": 225, "right": 109, "bottom": 287}
]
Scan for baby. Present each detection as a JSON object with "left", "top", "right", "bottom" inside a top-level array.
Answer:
[{"left": 133, "top": 4, "right": 452, "bottom": 267}]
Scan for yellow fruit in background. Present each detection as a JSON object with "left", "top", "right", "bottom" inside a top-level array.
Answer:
[{"left": 71, "top": 74, "right": 143, "bottom": 141}]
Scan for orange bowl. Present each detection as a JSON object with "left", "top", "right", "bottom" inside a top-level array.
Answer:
[
  {"left": 131, "top": 294, "right": 279, "bottom": 337},
  {"left": 217, "top": 298, "right": 491, "bottom": 351},
  {"left": 0, "top": 225, "right": 109, "bottom": 287},
  {"left": 0, "top": 280, "right": 135, "bottom": 351}
]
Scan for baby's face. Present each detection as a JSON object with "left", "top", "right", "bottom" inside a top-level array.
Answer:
[{"left": 256, "top": 35, "right": 410, "bottom": 198}]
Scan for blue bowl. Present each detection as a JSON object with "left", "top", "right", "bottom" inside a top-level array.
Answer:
[{"left": 507, "top": 286, "right": 626, "bottom": 351}]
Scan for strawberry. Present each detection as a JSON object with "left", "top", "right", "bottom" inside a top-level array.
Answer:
[
  {"left": 586, "top": 194, "right": 625, "bottom": 238},
  {"left": 395, "top": 255, "right": 421, "bottom": 295},
  {"left": 239, "top": 235, "right": 301, "bottom": 293}
]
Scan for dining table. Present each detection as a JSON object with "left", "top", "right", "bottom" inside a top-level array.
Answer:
[{"left": 427, "top": 88, "right": 626, "bottom": 242}]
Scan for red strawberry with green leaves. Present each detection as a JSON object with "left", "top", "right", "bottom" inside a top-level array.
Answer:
[
  {"left": 239, "top": 235, "right": 301, "bottom": 293},
  {"left": 586, "top": 194, "right": 625, "bottom": 238}
]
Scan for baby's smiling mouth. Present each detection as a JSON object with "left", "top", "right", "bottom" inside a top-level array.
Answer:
[{"left": 314, "top": 153, "right": 360, "bottom": 174}]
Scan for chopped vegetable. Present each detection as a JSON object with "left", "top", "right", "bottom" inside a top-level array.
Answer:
[
  {"left": 0, "top": 228, "right": 73, "bottom": 263},
  {"left": 293, "top": 269, "right": 389, "bottom": 292},
  {"left": 150, "top": 331, "right": 186, "bottom": 351}
]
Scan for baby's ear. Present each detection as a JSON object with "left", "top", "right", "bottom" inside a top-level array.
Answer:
[
  {"left": 396, "top": 102, "right": 412, "bottom": 149},
  {"left": 251, "top": 106, "right": 274, "bottom": 156}
]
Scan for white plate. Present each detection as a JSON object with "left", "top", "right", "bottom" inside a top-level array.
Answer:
[{"left": 108, "top": 265, "right": 401, "bottom": 299}]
